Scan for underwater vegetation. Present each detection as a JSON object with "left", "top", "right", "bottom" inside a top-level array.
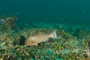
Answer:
[
  {"left": 0, "top": 15, "right": 90, "bottom": 60},
  {"left": 0, "top": 15, "right": 18, "bottom": 30}
]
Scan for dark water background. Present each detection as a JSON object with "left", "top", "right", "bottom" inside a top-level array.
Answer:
[{"left": 0, "top": 0, "right": 90, "bottom": 27}]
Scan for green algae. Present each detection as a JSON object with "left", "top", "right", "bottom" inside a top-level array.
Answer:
[{"left": 0, "top": 17, "right": 90, "bottom": 60}]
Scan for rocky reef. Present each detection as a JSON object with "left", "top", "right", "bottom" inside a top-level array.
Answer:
[
  {"left": 0, "top": 15, "right": 18, "bottom": 30},
  {"left": 0, "top": 15, "right": 90, "bottom": 60}
]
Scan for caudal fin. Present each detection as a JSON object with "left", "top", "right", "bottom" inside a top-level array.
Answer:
[
  {"left": 49, "top": 30, "right": 57, "bottom": 39},
  {"left": 54, "top": 30, "right": 57, "bottom": 39}
]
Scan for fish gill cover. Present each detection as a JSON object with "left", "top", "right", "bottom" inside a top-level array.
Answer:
[{"left": 0, "top": 0, "right": 90, "bottom": 60}]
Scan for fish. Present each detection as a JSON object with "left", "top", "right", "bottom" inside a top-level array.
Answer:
[{"left": 25, "top": 30, "right": 57, "bottom": 46}]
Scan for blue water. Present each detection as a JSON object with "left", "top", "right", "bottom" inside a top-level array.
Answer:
[{"left": 0, "top": 0, "right": 90, "bottom": 26}]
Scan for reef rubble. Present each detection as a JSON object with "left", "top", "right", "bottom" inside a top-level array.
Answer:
[{"left": 0, "top": 16, "right": 90, "bottom": 60}]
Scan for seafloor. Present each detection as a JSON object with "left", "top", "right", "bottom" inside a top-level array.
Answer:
[{"left": 0, "top": 16, "right": 90, "bottom": 60}]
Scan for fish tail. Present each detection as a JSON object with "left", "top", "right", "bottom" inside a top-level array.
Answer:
[
  {"left": 54, "top": 30, "right": 57, "bottom": 39},
  {"left": 49, "top": 30, "right": 57, "bottom": 39}
]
